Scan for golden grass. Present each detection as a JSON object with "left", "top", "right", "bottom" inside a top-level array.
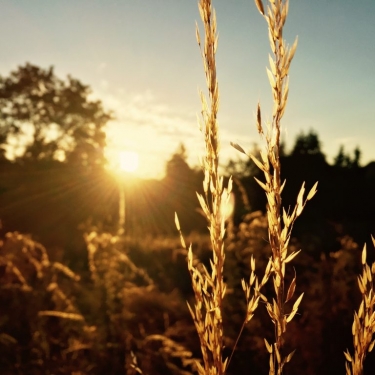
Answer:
[
  {"left": 188, "top": 0, "right": 314, "bottom": 372},
  {"left": 2, "top": 1, "right": 375, "bottom": 374},
  {"left": 178, "top": 0, "right": 371, "bottom": 374},
  {"left": 176, "top": 0, "right": 261, "bottom": 374},
  {"left": 0, "top": 232, "right": 90, "bottom": 368},
  {"left": 344, "top": 236, "right": 375, "bottom": 375},
  {"left": 176, "top": 0, "right": 233, "bottom": 373},
  {"left": 243, "top": 2, "right": 318, "bottom": 373}
]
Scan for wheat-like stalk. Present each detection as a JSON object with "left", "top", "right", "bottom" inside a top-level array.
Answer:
[
  {"left": 176, "top": 1, "right": 228, "bottom": 373},
  {"left": 175, "top": 0, "right": 261, "bottom": 373},
  {"left": 232, "top": 1, "right": 317, "bottom": 373},
  {"left": 344, "top": 236, "right": 375, "bottom": 375},
  {"left": 253, "top": 1, "right": 318, "bottom": 373}
]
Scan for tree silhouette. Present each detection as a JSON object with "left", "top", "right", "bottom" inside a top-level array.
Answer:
[
  {"left": 352, "top": 146, "right": 361, "bottom": 168},
  {"left": 165, "top": 143, "right": 192, "bottom": 183},
  {"left": 291, "top": 129, "right": 325, "bottom": 158},
  {"left": 163, "top": 144, "right": 205, "bottom": 233},
  {"left": 334, "top": 145, "right": 348, "bottom": 168},
  {"left": 0, "top": 63, "right": 112, "bottom": 168},
  {"left": 334, "top": 145, "right": 361, "bottom": 169}
]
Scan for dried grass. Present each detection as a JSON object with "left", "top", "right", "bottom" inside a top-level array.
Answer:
[
  {"left": 0, "top": 232, "right": 90, "bottom": 370},
  {"left": 178, "top": 0, "right": 319, "bottom": 374},
  {"left": 231, "top": 1, "right": 319, "bottom": 373},
  {"left": 184, "top": 1, "right": 375, "bottom": 374},
  {"left": 344, "top": 236, "right": 375, "bottom": 375},
  {"left": 176, "top": 0, "right": 231, "bottom": 373},
  {"left": 1, "top": 1, "right": 375, "bottom": 374},
  {"left": 176, "top": 1, "right": 261, "bottom": 374}
]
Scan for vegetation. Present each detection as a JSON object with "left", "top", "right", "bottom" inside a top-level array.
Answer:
[
  {"left": 0, "top": 63, "right": 111, "bottom": 168},
  {"left": 0, "top": 0, "right": 375, "bottom": 374}
]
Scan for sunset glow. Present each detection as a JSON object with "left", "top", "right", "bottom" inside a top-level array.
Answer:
[
  {"left": 1, "top": 1, "right": 375, "bottom": 179},
  {"left": 119, "top": 151, "right": 139, "bottom": 173}
]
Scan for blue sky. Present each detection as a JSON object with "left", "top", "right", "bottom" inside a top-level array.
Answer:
[{"left": 1, "top": 0, "right": 374, "bottom": 178}]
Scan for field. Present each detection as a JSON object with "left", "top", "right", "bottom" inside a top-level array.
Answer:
[{"left": 0, "top": 1, "right": 375, "bottom": 374}]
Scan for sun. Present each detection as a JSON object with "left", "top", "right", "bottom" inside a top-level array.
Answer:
[{"left": 118, "top": 151, "right": 139, "bottom": 172}]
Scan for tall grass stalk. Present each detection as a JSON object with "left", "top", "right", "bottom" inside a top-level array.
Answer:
[
  {"left": 183, "top": 2, "right": 375, "bottom": 373},
  {"left": 176, "top": 0, "right": 260, "bottom": 374},
  {"left": 233, "top": 1, "right": 317, "bottom": 373},
  {"left": 176, "top": 1, "right": 228, "bottom": 373},
  {"left": 251, "top": 1, "right": 318, "bottom": 373}
]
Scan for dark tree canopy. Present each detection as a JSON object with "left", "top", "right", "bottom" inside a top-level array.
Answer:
[
  {"left": 291, "top": 129, "right": 325, "bottom": 158},
  {"left": 334, "top": 145, "right": 361, "bottom": 168},
  {"left": 0, "top": 63, "right": 112, "bottom": 168},
  {"left": 165, "top": 143, "right": 193, "bottom": 183}
]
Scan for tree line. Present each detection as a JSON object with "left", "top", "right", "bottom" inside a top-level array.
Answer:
[{"left": 0, "top": 63, "right": 374, "bottom": 265}]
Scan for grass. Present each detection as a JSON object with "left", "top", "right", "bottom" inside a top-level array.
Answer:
[
  {"left": 344, "top": 237, "right": 375, "bottom": 375},
  {"left": 1, "top": 1, "right": 375, "bottom": 374},
  {"left": 176, "top": 1, "right": 231, "bottom": 373},
  {"left": 176, "top": 0, "right": 375, "bottom": 374}
]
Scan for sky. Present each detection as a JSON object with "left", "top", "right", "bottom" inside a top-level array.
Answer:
[{"left": 1, "top": 0, "right": 375, "bottom": 179}]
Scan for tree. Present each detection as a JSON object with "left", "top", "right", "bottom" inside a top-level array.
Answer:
[
  {"left": 0, "top": 63, "right": 112, "bottom": 168},
  {"left": 352, "top": 146, "right": 361, "bottom": 168},
  {"left": 163, "top": 144, "right": 205, "bottom": 233},
  {"left": 165, "top": 143, "right": 193, "bottom": 183},
  {"left": 291, "top": 129, "right": 325, "bottom": 158},
  {"left": 334, "top": 145, "right": 361, "bottom": 168},
  {"left": 333, "top": 145, "right": 348, "bottom": 168}
]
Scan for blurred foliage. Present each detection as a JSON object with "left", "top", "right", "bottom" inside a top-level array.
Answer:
[
  {"left": 1, "top": 215, "right": 374, "bottom": 374},
  {"left": 0, "top": 231, "right": 203, "bottom": 374},
  {"left": 0, "top": 232, "right": 92, "bottom": 374},
  {"left": 0, "top": 63, "right": 111, "bottom": 169}
]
